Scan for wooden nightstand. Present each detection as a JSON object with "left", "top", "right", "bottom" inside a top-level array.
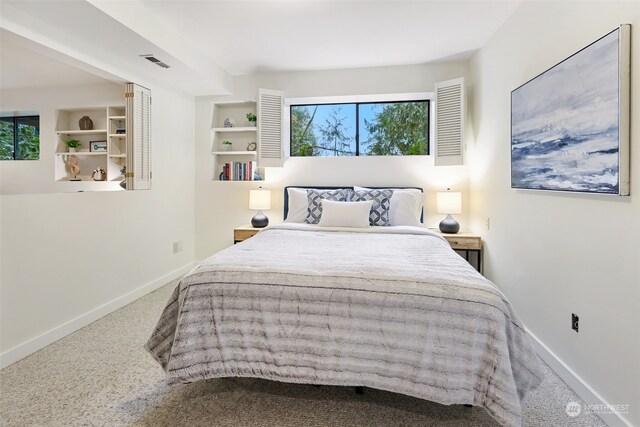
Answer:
[
  {"left": 433, "top": 230, "right": 483, "bottom": 273},
  {"left": 234, "top": 224, "right": 261, "bottom": 244}
]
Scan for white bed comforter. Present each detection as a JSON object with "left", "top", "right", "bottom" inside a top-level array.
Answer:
[{"left": 146, "top": 224, "right": 543, "bottom": 426}]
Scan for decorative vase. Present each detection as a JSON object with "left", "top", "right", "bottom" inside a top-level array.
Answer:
[
  {"left": 249, "top": 120, "right": 256, "bottom": 127},
  {"left": 223, "top": 144, "right": 232, "bottom": 152},
  {"left": 68, "top": 147, "right": 77, "bottom": 153},
  {"left": 79, "top": 116, "right": 93, "bottom": 130},
  {"left": 91, "top": 168, "right": 107, "bottom": 181}
]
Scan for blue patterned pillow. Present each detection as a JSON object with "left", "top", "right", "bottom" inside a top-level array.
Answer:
[
  {"left": 305, "top": 189, "right": 353, "bottom": 224},
  {"left": 353, "top": 189, "right": 394, "bottom": 226}
]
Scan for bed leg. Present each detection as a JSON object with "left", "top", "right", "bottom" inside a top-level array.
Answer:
[
  {"left": 463, "top": 404, "right": 473, "bottom": 408},
  {"left": 312, "top": 384, "right": 321, "bottom": 388},
  {"left": 355, "top": 386, "right": 364, "bottom": 394}
]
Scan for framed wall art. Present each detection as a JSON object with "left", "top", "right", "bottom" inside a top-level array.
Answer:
[{"left": 511, "top": 25, "right": 630, "bottom": 195}]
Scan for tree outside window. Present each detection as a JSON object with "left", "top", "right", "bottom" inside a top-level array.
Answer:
[
  {"left": 0, "top": 115, "right": 40, "bottom": 160},
  {"left": 290, "top": 100, "right": 428, "bottom": 157}
]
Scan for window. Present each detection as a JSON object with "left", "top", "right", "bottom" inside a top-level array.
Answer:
[
  {"left": 0, "top": 115, "right": 40, "bottom": 160},
  {"left": 289, "top": 97, "right": 429, "bottom": 157}
]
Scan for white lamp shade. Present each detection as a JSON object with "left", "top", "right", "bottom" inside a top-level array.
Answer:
[
  {"left": 249, "top": 189, "right": 271, "bottom": 210},
  {"left": 436, "top": 191, "right": 462, "bottom": 214}
]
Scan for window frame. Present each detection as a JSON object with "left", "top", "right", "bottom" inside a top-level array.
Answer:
[
  {"left": 0, "top": 114, "right": 40, "bottom": 161},
  {"left": 284, "top": 92, "right": 434, "bottom": 158}
]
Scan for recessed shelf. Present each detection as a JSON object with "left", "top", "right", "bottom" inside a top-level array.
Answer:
[
  {"left": 56, "top": 105, "right": 127, "bottom": 184},
  {"left": 211, "top": 151, "right": 257, "bottom": 156},
  {"left": 56, "top": 176, "right": 105, "bottom": 182},
  {"left": 55, "top": 152, "right": 107, "bottom": 156},
  {"left": 56, "top": 129, "right": 108, "bottom": 135},
  {"left": 212, "top": 179, "right": 264, "bottom": 183},
  {"left": 211, "top": 127, "right": 257, "bottom": 133}
]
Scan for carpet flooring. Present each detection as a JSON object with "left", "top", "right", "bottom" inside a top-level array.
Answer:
[{"left": 0, "top": 280, "right": 607, "bottom": 427}]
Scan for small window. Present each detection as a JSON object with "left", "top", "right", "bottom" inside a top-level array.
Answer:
[
  {"left": 290, "top": 99, "right": 429, "bottom": 157},
  {"left": 0, "top": 115, "right": 40, "bottom": 160}
]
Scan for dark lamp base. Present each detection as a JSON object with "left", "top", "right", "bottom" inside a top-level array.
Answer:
[
  {"left": 251, "top": 211, "right": 269, "bottom": 228},
  {"left": 439, "top": 214, "right": 460, "bottom": 234}
]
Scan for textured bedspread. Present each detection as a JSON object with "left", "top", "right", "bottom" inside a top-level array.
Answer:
[{"left": 146, "top": 224, "right": 543, "bottom": 426}]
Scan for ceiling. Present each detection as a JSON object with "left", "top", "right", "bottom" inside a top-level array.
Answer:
[
  {"left": 141, "top": 0, "right": 521, "bottom": 75},
  {"left": 0, "top": 0, "right": 521, "bottom": 95}
]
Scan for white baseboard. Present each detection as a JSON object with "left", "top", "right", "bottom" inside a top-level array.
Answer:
[
  {"left": 0, "top": 263, "right": 196, "bottom": 369},
  {"left": 526, "top": 328, "right": 633, "bottom": 427}
]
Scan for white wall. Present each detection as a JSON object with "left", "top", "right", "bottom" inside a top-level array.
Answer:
[
  {"left": 468, "top": 2, "right": 640, "bottom": 426},
  {"left": 1, "top": 82, "right": 127, "bottom": 194},
  {"left": 195, "top": 61, "right": 471, "bottom": 259},
  {"left": 0, "top": 84, "right": 196, "bottom": 363}
]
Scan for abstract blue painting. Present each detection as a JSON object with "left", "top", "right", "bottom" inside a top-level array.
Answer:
[{"left": 511, "top": 26, "right": 630, "bottom": 195}]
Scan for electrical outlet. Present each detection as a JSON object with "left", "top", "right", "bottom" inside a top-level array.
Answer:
[
  {"left": 485, "top": 217, "right": 491, "bottom": 231},
  {"left": 572, "top": 313, "right": 579, "bottom": 332},
  {"left": 172, "top": 241, "right": 183, "bottom": 254}
]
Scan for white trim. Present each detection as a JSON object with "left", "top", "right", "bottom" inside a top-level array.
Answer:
[
  {"left": 285, "top": 92, "right": 433, "bottom": 107},
  {"left": 526, "top": 327, "right": 633, "bottom": 427},
  {"left": 283, "top": 92, "right": 435, "bottom": 158},
  {"left": 0, "top": 262, "right": 197, "bottom": 369}
]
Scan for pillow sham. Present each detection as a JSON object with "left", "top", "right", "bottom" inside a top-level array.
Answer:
[
  {"left": 318, "top": 200, "right": 372, "bottom": 228},
  {"left": 285, "top": 188, "right": 310, "bottom": 223},
  {"left": 354, "top": 186, "right": 423, "bottom": 227},
  {"left": 305, "top": 189, "right": 353, "bottom": 224},
  {"left": 352, "top": 189, "right": 393, "bottom": 226}
]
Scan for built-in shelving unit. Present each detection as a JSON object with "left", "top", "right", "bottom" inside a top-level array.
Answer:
[
  {"left": 211, "top": 151, "right": 258, "bottom": 156},
  {"left": 210, "top": 100, "right": 261, "bottom": 181},
  {"left": 55, "top": 106, "right": 126, "bottom": 186},
  {"left": 55, "top": 152, "right": 106, "bottom": 156},
  {"left": 211, "top": 126, "right": 257, "bottom": 133},
  {"left": 56, "top": 129, "right": 108, "bottom": 135},
  {"left": 107, "top": 106, "right": 127, "bottom": 181}
]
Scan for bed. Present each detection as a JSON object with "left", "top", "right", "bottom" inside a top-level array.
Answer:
[{"left": 146, "top": 186, "right": 543, "bottom": 427}]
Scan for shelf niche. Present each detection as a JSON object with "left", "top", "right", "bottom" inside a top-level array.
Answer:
[
  {"left": 210, "top": 100, "right": 262, "bottom": 181},
  {"left": 55, "top": 106, "right": 126, "bottom": 185}
]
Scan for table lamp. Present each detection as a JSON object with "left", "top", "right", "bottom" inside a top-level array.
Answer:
[
  {"left": 436, "top": 189, "right": 461, "bottom": 234},
  {"left": 249, "top": 187, "right": 271, "bottom": 228}
]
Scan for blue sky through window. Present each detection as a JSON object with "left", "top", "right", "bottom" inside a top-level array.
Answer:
[
  {"left": 291, "top": 99, "right": 428, "bottom": 157},
  {"left": 292, "top": 103, "right": 382, "bottom": 156}
]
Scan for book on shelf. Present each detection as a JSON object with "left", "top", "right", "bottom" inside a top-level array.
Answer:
[{"left": 220, "top": 161, "right": 258, "bottom": 181}]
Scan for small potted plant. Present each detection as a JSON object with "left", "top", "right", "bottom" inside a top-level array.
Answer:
[
  {"left": 65, "top": 139, "right": 80, "bottom": 153},
  {"left": 222, "top": 140, "right": 233, "bottom": 151},
  {"left": 246, "top": 113, "right": 257, "bottom": 127}
]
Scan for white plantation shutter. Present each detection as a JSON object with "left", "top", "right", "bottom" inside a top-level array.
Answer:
[
  {"left": 125, "top": 83, "right": 151, "bottom": 190},
  {"left": 434, "top": 78, "right": 464, "bottom": 166},
  {"left": 258, "top": 88, "right": 284, "bottom": 167}
]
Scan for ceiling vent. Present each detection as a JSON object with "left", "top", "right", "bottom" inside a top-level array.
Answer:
[{"left": 139, "top": 54, "right": 170, "bottom": 69}]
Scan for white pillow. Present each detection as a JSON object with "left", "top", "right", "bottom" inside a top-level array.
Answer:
[
  {"left": 318, "top": 200, "right": 372, "bottom": 228},
  {"left": 354, "top": 186, "right": 423, "bottom": 226},
  {"left": 285, "top": 188, "right": 309, "bottom": 223}
]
